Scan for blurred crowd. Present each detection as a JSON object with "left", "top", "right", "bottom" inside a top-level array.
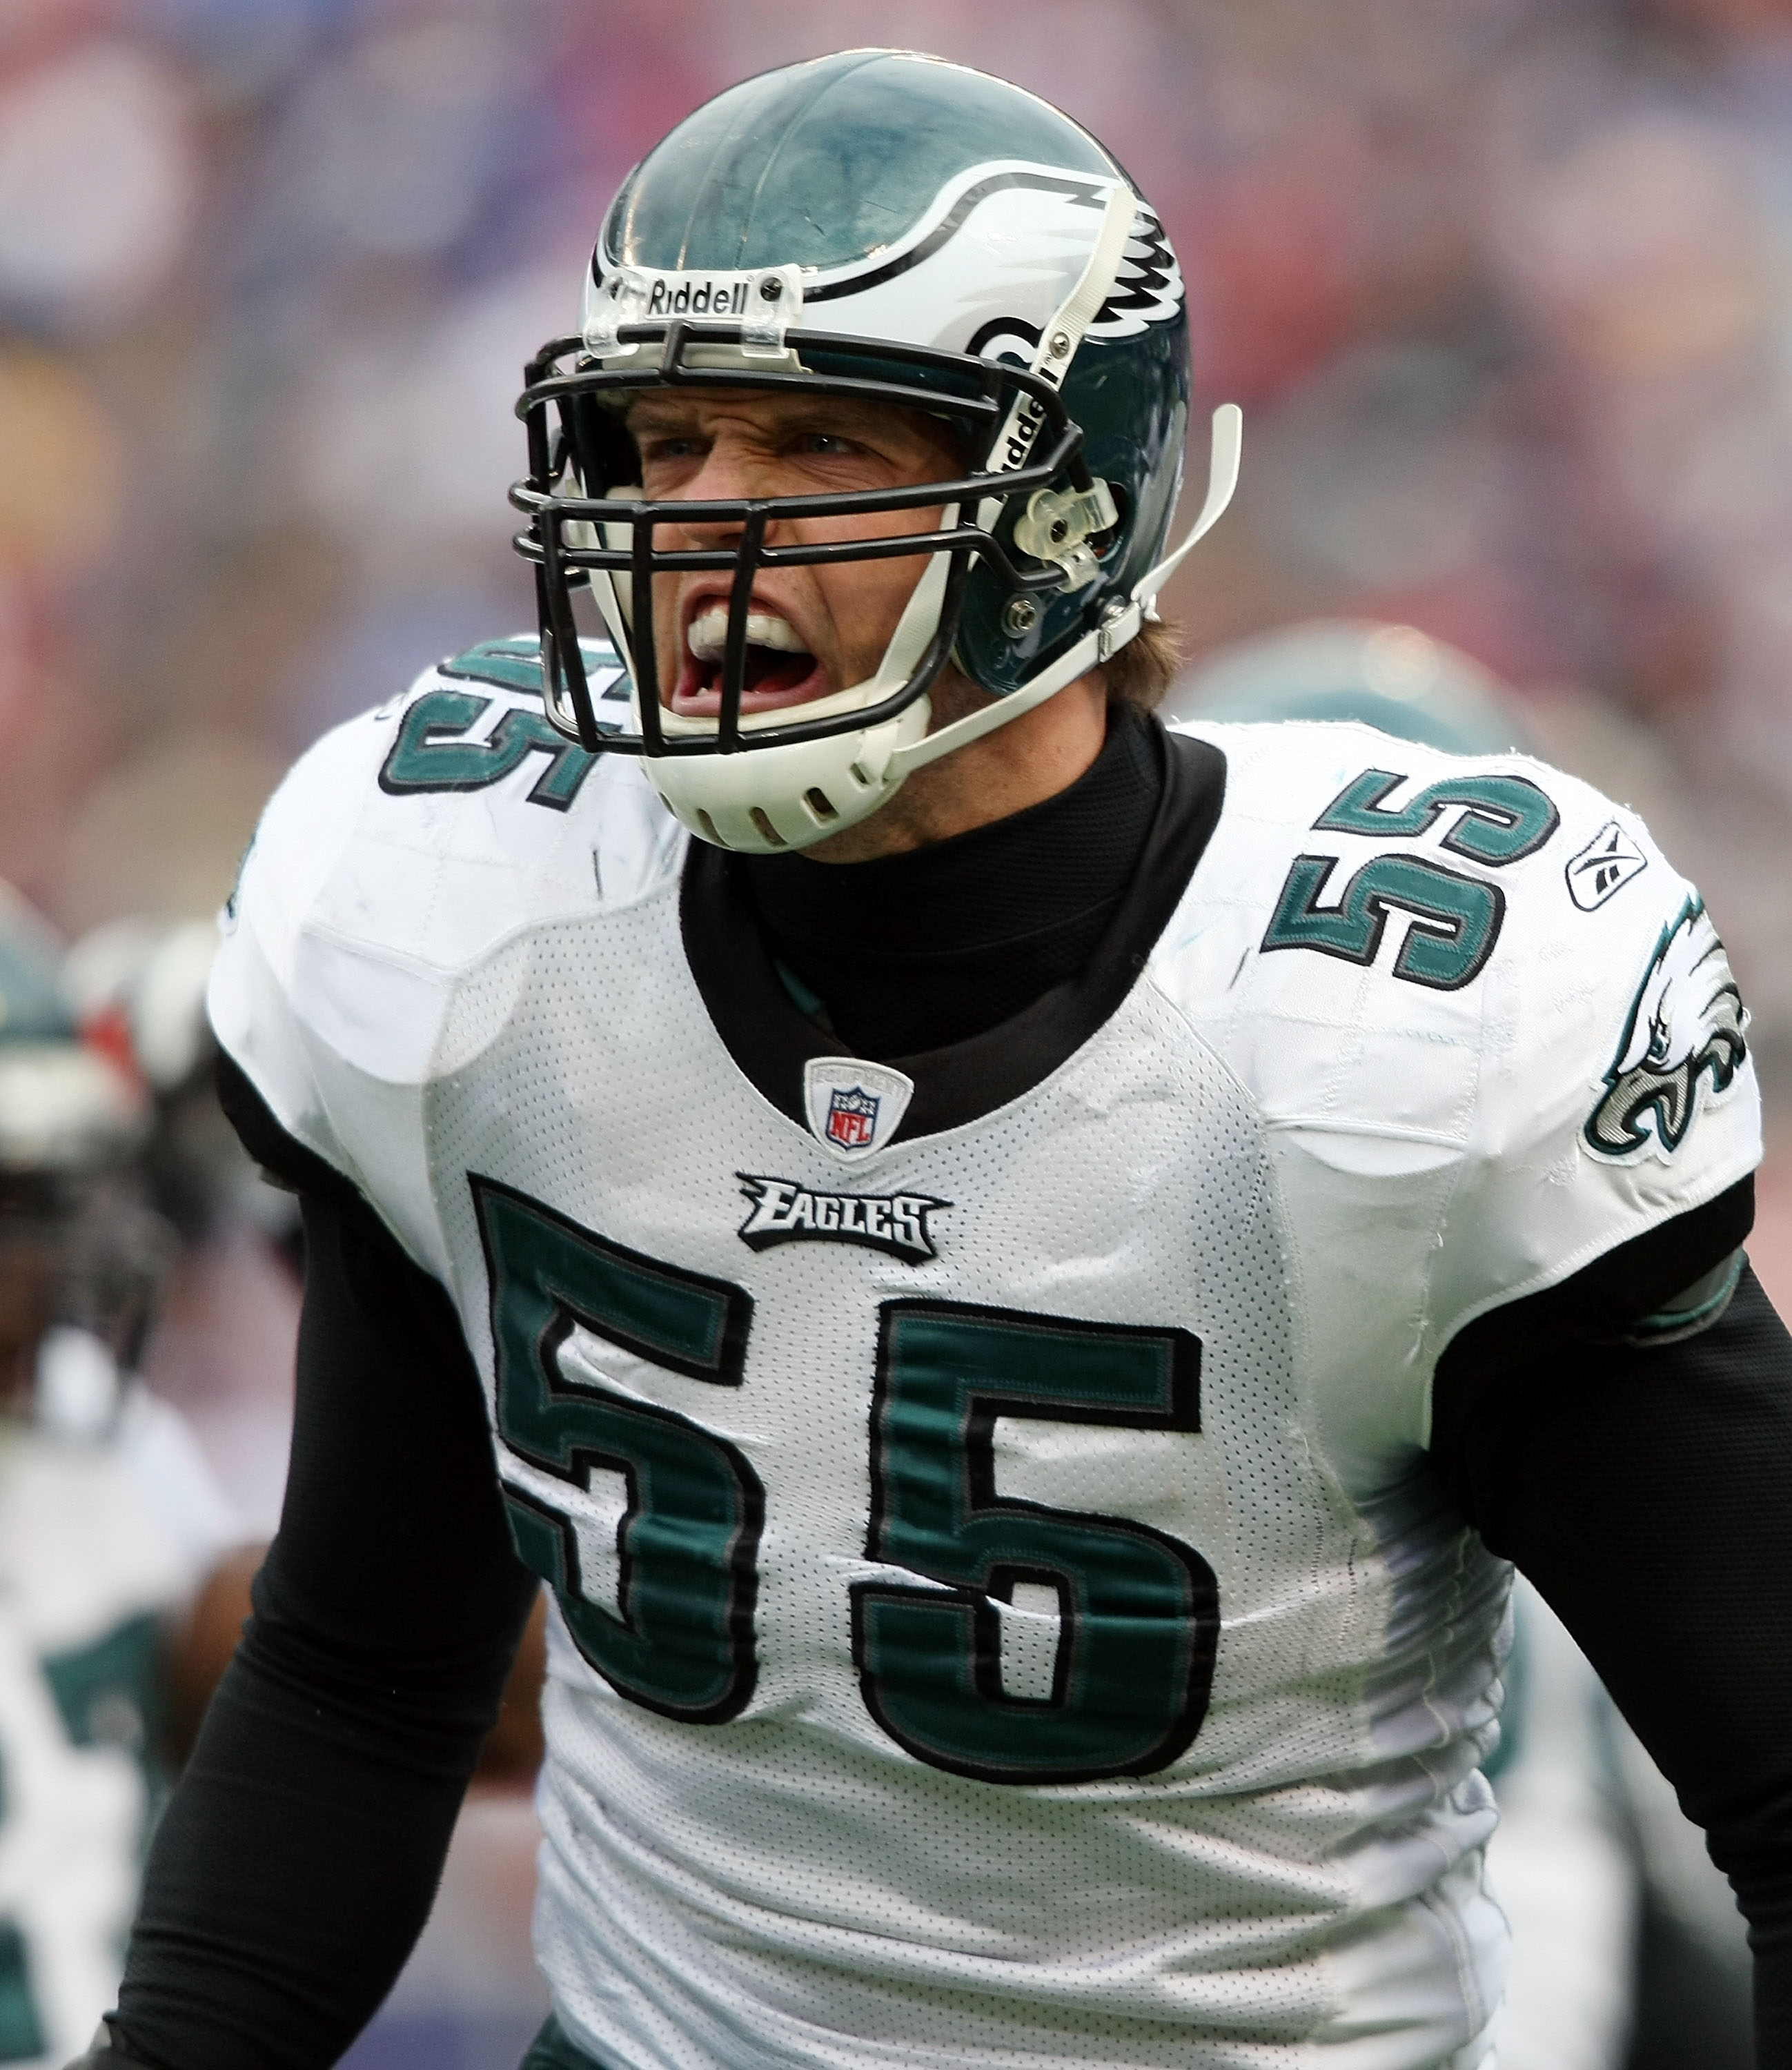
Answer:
[
  {"left": 5, "top": 0, "right": 1792, "bottom": 1065},
  {"left": 3, "top": 0, "right": 1792, "bottom": 2066}
]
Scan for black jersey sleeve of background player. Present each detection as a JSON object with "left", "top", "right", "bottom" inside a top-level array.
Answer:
[
  {"left": 109, "top": 1056, "right": 539, "bottom": 2070},
  {"left": 1431, "top": 1176, "right": 1792, "bottom": 2066}
]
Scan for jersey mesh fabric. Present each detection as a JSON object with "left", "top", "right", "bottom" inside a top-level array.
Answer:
[
  {"left": 204, "top": 664, "right": 1763, "bottom": 2070},
  {"left": 417, "top": 879, "right": 1506, "bottom": 2069}
]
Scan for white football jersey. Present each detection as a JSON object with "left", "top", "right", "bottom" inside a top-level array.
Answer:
[
  {"left": 210, "top": 642, "right": 1761, "bottom": 2070},
  {"left": 0, "top": 1365, "right": 242, "bottom": 2068}
]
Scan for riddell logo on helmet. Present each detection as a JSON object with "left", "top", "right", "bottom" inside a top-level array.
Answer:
[
  {"left": 1005, "top": 394, "right": 1047, "bottom": 470},
  {"left": 646, "top": 277, "right": 753, "bottom": 318}
]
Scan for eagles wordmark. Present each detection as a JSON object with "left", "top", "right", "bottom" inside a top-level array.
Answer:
[{"left": 736, "top": 1176, "right": 948, "bottom": 1263}]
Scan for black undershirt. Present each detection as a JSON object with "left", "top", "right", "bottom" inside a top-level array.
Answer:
[
  {"left": 738, "top": 701, "right": 1163, "bottom": 1056},
  {"left": 108, "top": 714, "right": 1792, "bottom": 2070}
]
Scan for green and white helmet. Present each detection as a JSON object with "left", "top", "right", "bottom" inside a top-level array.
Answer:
[
  {"left": 0, "top": 885, "right": 164, "bottom": 1419},
  {"left": 512, "top": 48, "right": 1240, "bottom": 853},
  {"left": 0, "top": 883, "right": 144, "bottom": 1181}
]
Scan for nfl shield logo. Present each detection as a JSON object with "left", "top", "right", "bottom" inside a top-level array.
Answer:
[
  {"left": 825, "top": 1086, "right": 880, "bottom": 1151},
  {"left": 803, "top": 1056, "right": 913, "bottom": 1161}
]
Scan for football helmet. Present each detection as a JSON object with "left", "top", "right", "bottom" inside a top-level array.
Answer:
[
  {"left": 64, "top": 914, "right": 301, "bottom": 1266},
  {"left": 511, "top": 48, "right": 1240, "bottom": 853},
  {"left": 0, "top": 885, "right": 161, "bottom": 1421}
]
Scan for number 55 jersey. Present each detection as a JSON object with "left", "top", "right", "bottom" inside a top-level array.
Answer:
[{"left": 209, "top": 645, "right": 1760, "bottom": 2070}]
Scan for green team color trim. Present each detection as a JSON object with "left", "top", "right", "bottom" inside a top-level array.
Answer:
[
  {"left": 520, "top": 2018, "right": 609, "bottom": 2070},
  {"left": 41, "top": 1610, "right": 162, "bottom": 1756},
  {"left": 473, "top": 1178, "right": 1223, "bottom": 1781},
  {"left": 1258, "top": 765, "right": 1559, "bottom": 987},
  {"left": 473, "top": 1176, "right": 762, "bottom": 1725},
  {"left": 438, "top": 634, "right": 630, "bottom": 704},
  {"left": 1312, "top": 767, "right": 1559, "bottom": 865},
  {"left": 378, "top": 635, "right": 633, "bottom": 810},
  {"left": 852, "top": 1299, "right": 1217, "bottom": 1784},
  {"left": 1262, "top": 852, "right": 1505, "bottom": 990},
  {"left": 0, "top": 1924, "right": 42, "bottom": 2064},
  {"left": 379, "top": 689, "right": 600, "bottom": 810}
]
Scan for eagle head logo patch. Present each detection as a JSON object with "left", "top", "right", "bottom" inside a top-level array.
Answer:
[{"left": 1586, "top": 899, "right": 1748, "bottom": 1161}]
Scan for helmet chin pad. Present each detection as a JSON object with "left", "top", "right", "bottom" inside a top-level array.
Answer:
[
  {"left": 644, "top": 693, "right": 933, "bottom": 853},
  {"left": 601, "top": 522, "right": 958, "bottom": 854}
]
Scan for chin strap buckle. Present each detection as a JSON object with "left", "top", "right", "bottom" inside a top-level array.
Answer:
[
  {"left": 1096, "top": 598, "right": 1141, "bottom": 663},
  {"left": 1012, "top": 480, "right": 1119, "bottom": 591}
]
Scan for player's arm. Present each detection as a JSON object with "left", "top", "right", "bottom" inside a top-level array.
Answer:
[
  {"left": 1430, "top": 1179, "right": 1792, "bottom": 2065},
  {"left": 90, "top": 1058, "right": 539, "bottom": 2070}
]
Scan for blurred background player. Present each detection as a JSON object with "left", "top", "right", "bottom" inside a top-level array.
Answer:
[
  {"left": 58, "top": 914, "right": 550, "bottom": 2070},
  {"left": 0, "top": 883, "right": 246, "bottom": 2068},
  {"left": 1168, "top": 620, "right": 1756, "bottom": 2070}
]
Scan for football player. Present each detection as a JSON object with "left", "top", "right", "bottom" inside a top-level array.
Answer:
[
  {"left": 77, "top": 51, "right": 1792, "bottom": 2070},
  {"left": 0, "top": 884, "right": 243, "bottom": 2067}
]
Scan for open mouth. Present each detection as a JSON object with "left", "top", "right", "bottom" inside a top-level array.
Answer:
[{"left": 668, "top": 603, "right": 829, "bottom": 717}]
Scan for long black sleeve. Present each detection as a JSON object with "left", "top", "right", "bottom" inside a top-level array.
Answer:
[
  {"left": 112, "top": 1149, "right": 538, "bottom": 2070},
  {"left": 1432, "top": 1199, "right": 1792, "bottom": 2065}
]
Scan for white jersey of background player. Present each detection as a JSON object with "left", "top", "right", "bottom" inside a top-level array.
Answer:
[{"left": 0, "top": 888, "right": 240, "bottom": 2068}]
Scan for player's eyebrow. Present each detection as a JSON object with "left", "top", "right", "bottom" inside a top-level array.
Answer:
[
  {"left": 624, "top": 393, "right": 931, "bottom": 447},
  {"left": 624, "top": 396, "right": 702, "bottom": 433}
]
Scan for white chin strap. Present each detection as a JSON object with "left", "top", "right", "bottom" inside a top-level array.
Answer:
[
  {"left": 887, "top": 402, "right": 1242, "bottom": 781},
  {"left": 640, "top": 547, "right": 951, "bottom": 853}
]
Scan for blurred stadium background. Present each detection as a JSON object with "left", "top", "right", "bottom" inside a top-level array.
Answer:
[{"left": 3, "top": 0, "right": 1791, "bottom": 2064}]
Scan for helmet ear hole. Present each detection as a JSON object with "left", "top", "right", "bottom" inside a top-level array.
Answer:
[
  {"left": 748, "top": 809, "right": 788, "bottom": 849},
  {"left": 803, "top": 788, "right": 840, "bottom": 822},
  {"left": 695, "top": 810, "right": 723, "bottom": 845},
  {"left": 847, "top": 763, "right": 873, "bottom": 789}
]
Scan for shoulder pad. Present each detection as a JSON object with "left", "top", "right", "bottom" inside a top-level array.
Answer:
[
  {"left": 206, "top": 637, "right": 681, "bottom": 1255},
  {"left": 1156, "top": 719, "right": 1761, "bottom": 1432}
]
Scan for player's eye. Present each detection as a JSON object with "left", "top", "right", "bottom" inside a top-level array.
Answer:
[
  {"left": 638, "top": 433, "right": 707, "bottom": 463},
  {"left": 792, "top": 432, "right": 859, "bottom": 456}
]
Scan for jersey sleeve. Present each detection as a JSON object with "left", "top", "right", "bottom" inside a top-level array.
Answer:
[
  {"left": 207, "top": 642, "right": 676, "bottom": 1277},
  {"left": 1156, "top": 721, "right": 1763, "bottom": 1470},
  {"left": 208, "top": 703, "right": 391, "bottom": 1205},
  {"left": 1424, "top": 797, "right": 1760, "bottom": 1381}
]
